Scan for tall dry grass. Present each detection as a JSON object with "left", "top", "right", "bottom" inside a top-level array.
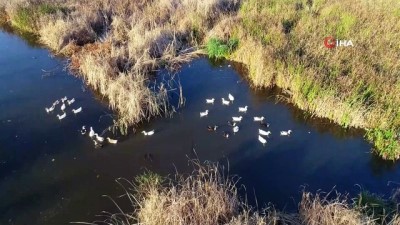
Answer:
[
  {"left": 76, "top": 161, "right": 400, "bottom": 225},
  {"left": 224, "top": 0, "right": 400, "bottom": 159}
]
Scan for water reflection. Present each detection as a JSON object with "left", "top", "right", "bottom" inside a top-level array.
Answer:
[{"left": 0, "top": 24, "right": 41, "bottom": 48}]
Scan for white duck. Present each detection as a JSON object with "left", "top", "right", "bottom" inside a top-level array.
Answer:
[
  {"left": 57, "top": 112, "right": 66, "bottom": 120},
  {"left": 254, "top": 116, "right": 265, "bottom": 122},
  {"left": 107, "top": 137, "right": 118, "bottom": 144},
  {"left": 61, "top": 96, "right": 67, "bottom": 102},
  {"left": 89, "top": 127, "right": 95, "bottom": 138},
  {"left": 67, "top": 98, "right": 75, "bottom": 105},
  {"left": 45, "top": 105, "right": 55, "bottom": 113},
  {"left": 93, "top": 139, "right": 103, "bottom": 148},
  {"left": 223, "top": 131, "right": 230, "bottom": 139},
  {"left": 222, "top": 98, "right": 230, "bottom": 106},
  {"left": 72, "top": 107, "right": 82, "bottom": 114},
  {"left": 238, "top": 106, "right": 248, "bottom": 113},
  {"left": 233, "top": 126, "right": 239, "bottom": 134},
  {"left": 232, "top": 116, "right": 243, "bottom": 122},
  {"left": 52, "top": 100, "right": 60, "bottom": 106},
  {"left": 207, "top": 125, "right": 218, "bottom": 131},
  {"left": 200, "top": 110, "right": 209, "bottom": 117},
  {"left": 95, "top": 134, "right": 104, "bottom": 142},
  {"left": 280, "top": 130, "right": 292, "bottom": 136},
  {"left": 259, "top": 129, "right": 271, "bottom": 137},
  {"left": 258, "top": 135, "right": 267, "bottom": 146},
  {"left": 206, "top": 98, "right": 215, "bottom": 104},
  {"left": 81, "top": 126, "right": 87, "bottom": 135},
  {"left": 228, "top": 93, "right": 235, "bottom": 102},
  {"left": 60, "top": 103, "right": 66, "bottom": 111},
  {"left": 142, "top": 130, "right": 155, "bottom": 136}
]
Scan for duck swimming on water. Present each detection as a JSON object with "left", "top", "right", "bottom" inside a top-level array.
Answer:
[
  {"left": 233, "top": 126, "right": 239, "bottom": 134},
  {"left": 254, "top": 116, "right": 265, "bottom": 122},
  {"left": 107, "top": 137, "right": 118, "bottom": 144},
  {"left": 95, "top": 134, "right": 104, "bottom": 142},
  {"left": 228, "top": 93, "right": 234, "bottom": 102},
  {"left": 57, "top": 112, "right": 66, "bottom": 120},
  {"left": 61, "top": 96, "right": 67, "bottom": 103},
  {"left": 223, "top": 131, "right": 230, "bottom": 139},
  {"left": 258, "top": 135, "right": 267, "bottom": 146},
  {"left": 207, "top": 125, "right": 218, "bottom": 131},
  {"left": 238, "top": 106, "right": 248, "bottom": 113},
  {"left": 200, "top": 110, "right": 209, "bottom": 117},
  {"left": 259, "top": 129, "right": 271, "bottom": 137},
  {"left": 232, "top": 116, "right": 243, "bottom": 122},
  {"left": 89, "top": 127, "right": 95, "bottom": 138},
  {"left": 280, "top": 130, "right": 292, "bottom": 136},
  {"left": 206, "top": 98, "right": 215, "bottom": 104},
  {"left": 142, "top": 130, "right": 155, "bottom": 136},
  {"left": 81, "top": 126, "right": 87, "bottom": 135},
  {"left": 72, "top": 107, "right": 82, "bottom": 114},
  {"left": 52, "top": 100, "right": 60, "bottom": 106},
  {"left": 45, "top": 105, "right": 55, "bottom": 113},
  {"left": 222, "top": 98, "right": 230, "bottom": 106},
  {"left": 67, "top": 98, "right": 75, "bottom": 105}
]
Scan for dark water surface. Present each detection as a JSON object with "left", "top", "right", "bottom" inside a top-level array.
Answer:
[{"left": 1, "top": 29, "right": 400, "bottom": 225}]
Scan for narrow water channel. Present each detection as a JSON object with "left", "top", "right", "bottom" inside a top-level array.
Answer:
[{"left": 1, "top": 29, "right": 399, "bottom": 225}]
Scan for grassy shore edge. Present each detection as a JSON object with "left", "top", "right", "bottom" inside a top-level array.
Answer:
[{"left": 79, "top": 161, "right": 400, "bottom": 225}]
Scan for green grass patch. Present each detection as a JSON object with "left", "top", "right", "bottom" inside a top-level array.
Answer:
[
  {"left": 135, "top": 171, "right": 164, "bottom": 191},
  {"left": 356, "top": 191, "right": 397, "bottom": 224},
  {"left": 206, "top": 37, "right": 239, "bottom": 59},
  {"left": 366, "top": 129, "right": 400, "bottom": 160},
  {"left": 11, "top": 3, "right": 65, "bottom": 32},
  {"left": 12, "top": 7, "right": 34, "bottom": 31},
  {"left": 38, "top": 3, "right": 59, "bottom": 15}
]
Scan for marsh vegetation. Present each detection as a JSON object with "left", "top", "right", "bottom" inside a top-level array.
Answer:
[
  {"left": 1, "top": 0, "right": 399, "bottom": 159},
  {"left": 82, "top": 161, "right": 400, "bottom": 225}
]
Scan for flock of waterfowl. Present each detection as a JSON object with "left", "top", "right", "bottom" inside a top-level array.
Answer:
[
  {"left": 202, "top": 93, "right": 292, "bottom": 146},
  {"left": 44, "top": 96, "right": 118, "bottom": 148},
  {"left": 45, "top": 92, "right": 291, "bottom": 148},
  {"left": 45, "top": 96, "right": 81, "bottom": 120}
]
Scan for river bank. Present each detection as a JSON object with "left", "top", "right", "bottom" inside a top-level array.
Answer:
[
  {"left": 86, "top": 161, "right": 400, "bottom": 225},
  {"left": 0, "top": 0, "right": 398, "bottom": 157}
]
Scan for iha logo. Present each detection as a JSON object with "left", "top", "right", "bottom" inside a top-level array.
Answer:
[{"left": 324, "top": 37, "right": 354, "bottom": 48}]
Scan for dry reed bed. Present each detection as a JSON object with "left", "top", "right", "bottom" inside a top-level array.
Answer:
[{"left": 80, "top": 161, "right": 400, "bottom": 225}]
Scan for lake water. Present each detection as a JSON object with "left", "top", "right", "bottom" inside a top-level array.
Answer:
[{"left": 1, "top": 29, "right": 400, "bottom": 225}]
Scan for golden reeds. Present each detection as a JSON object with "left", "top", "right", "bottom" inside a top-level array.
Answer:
[{"left": 76, "top": 161, "right": 400, "bottom": 225}]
